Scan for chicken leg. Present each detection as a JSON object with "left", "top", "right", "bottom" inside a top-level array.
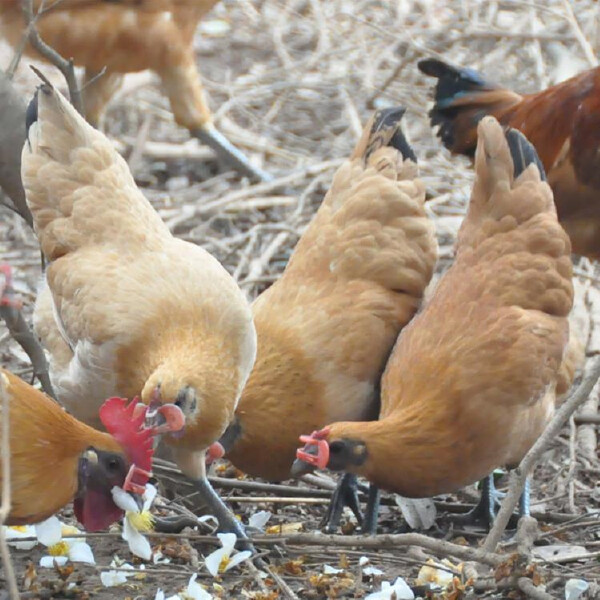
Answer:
[
  {"left": 321, "top": 473, "right": 381, "bottom": 534},
  {"left": 450, "top": 474, "right": 530, "bottom": 529}
]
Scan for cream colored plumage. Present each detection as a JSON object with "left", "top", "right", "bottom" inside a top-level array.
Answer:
[{"left": 22, "top": 82, "right": 256, "bottom": 535}]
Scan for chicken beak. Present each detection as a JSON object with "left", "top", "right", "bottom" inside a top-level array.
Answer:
[
  {"left": 290, "top": 455, "right": 316, "bottom": 477},
  {"left": 290, "top": 435, "right": 330, "bottom": 477},
  {"left": 146, "top": 403, "right": 186, "bottom": 438}
]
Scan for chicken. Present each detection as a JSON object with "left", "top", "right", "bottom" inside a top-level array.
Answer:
[
  {"left": 21, "top": 81, "right": 257, "bottom": 539},
  {"left": 293, "top": 117, "right": 574, "bottom": 528},
  {"left": 0, "top": 364, "right": 184, "bottom": 530},
  {"left": 216, "top": 107, "right": 438, "bottom": 532},
  {"left": 418, "top": 58, "right": 600, "bottom": 259},
  {"left": 0, "top": 0, "right": 269, "bottom": 181}
]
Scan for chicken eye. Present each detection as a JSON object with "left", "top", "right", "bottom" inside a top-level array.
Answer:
[
  {"left": 329, "top": 441, "right": 344, "bottom": 455},
  {"left": 106, "top": 457, "right": 121, "bottom": 472}
]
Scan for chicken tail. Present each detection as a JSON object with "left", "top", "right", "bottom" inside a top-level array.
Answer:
[
  {"left": 351, "top": 106, "right": 417, "bottom": 163},
  {"left": 418, "top": 58, "right": 522, "bottom": 156},
  {"left": 21, "top": 77, "right": 167, "bottom": 261}
]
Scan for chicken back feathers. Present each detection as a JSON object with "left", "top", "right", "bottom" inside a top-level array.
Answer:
[
  {"left": 22, "top": 83, "right": 256, "bottom": 479},
  {"left": 298, "top": 117, "right": 573, "bottom": 498},
  {"left": 0, "top": 369, "right": 151, "bottom": 529},
  {"left": 418, "top": 58, "right": 600, "bottom": 258},
  {"left": 224, "top": 107, "right": 438, "bottom": 481}
]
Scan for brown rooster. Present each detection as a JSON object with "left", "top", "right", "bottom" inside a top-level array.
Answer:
[{"left": 418, "top": 58, "right": 600, "bottom": 259}]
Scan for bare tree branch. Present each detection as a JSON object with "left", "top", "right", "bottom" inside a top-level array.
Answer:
[
  {"left": 21, "top": 0, "right": 84, "bottom": 115},
  {"left": 483, "top": 356, "right": 600, "bottom": 553},
  {"left": 0, "top": 266, "right": 56, "bottom": 400}
]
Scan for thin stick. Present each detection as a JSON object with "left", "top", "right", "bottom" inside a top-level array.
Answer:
[
  {"left": 483, "top": 356, "right": 600, "bottom": 553},
  {"left": 517, "top": 577, "right": 554, "bottom": 600},
  {"left": 0, "top": 374, "right": 20, "bottom": 600},
  {"left": 266, "top": 565, "right": 299, "bottom": 600},
  {"left": 0, "top": 270, "right": 56, "bottom": 400},
  {"left": 258, "top": 532, "right": 503, "bottom": 567},
  {"left": 21, "top": 0, "right": 84, "bottom": 115},
  {"left": 560, "top": 0, "right": 598, "bottom": 68}
]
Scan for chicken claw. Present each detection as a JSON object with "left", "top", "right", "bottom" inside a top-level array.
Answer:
[
  {"left": 193, "top": 124, "right": 272, "bottom": 183},
  {"left": 449, "top": 474, "right": 530, "bottom": 530},
  {"left": 321, "top": 474, "right": 381, "bottom": 535}
]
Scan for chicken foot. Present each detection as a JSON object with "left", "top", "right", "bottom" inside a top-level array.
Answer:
[
  {"left": 450, "top": 474, "right": 530, "bottom": 530},
  {"left": 320, "top": 473, "right": 380, "bottom": 534},
  {"left": 192, "top": 124, "right": 272, "bottom": 183},
  {"left": 194, "top": 476, "right": 255, "bottom": 550}
]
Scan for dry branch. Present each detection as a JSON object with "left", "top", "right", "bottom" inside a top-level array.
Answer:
[
  {"left": 483, "top": 356, "right": 600, "bottom": 552},
  {"left": 260, "top": 532, "right": 504, "bottom": 567},
  {"left": 0, "top": 269, "right": 55, "bottom": 400},
  {"left": 21, "top": 0, "right": 84, "bottom": 115}
]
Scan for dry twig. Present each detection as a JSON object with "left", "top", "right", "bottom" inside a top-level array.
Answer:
[
  {"left": 21, "top": 0, "right": 84, "bottom": 115},
  {"left": 484, "top": 356, "right": 600, "bottom": 552}
]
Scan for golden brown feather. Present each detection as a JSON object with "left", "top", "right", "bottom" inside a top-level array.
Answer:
[
  {"left": 224, "top": 108, "right": 437, "bottom": 481},
  {"left": 296, "top": 117, "right": 573, "bottom": 499}
]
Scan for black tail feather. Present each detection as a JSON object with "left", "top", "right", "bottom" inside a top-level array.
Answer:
[
  {"left": 505, "top": 128, "right": 547, "bottom": 181},
  {"left": 418, "top": 58, "right": 492, "bottom": 106},
  {"left": 418, "top": 58, "right": 498, "bottom": 154},
  {"left": 25, "top": 87, "right": 40, "bottom": 148},
  {"left": 367, "top": 106, "right": 417, "bottom": 163}
]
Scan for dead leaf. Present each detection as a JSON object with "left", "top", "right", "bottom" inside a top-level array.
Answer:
[{"left": 266, "top": 522, "right": 303, "bottom": 534}]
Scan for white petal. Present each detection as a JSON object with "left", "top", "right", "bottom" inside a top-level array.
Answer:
[
  {"left": 153, "top": 551, "right": 171, "bottom": 565},
  {"left": 143, "top": 484, "right": 158, "bottom": 512},
  {"left": 35, "top": 516, "right": 63, "bottom": 547},
  {"left": 40, "top": 555, "right": 69, "bottom": 568},
  {"left": 224, "top": 550, "right": 252, "bottom": 572},
  {"left": 154, "top": 590, "right": 165, "bottom": 600},
  {"left": 390, "top": 577, "right": 415, "bottom": 600},
  {"left": 5, "top": 526, "right": 37, "bottom": 550},
  {"left": 248, "top": 511, "right": 271, "bottom": 531},
  {"left": 100, "top": 570, "right": 130, "bottom": 587},
  {"left": 69, "top": 542, "right": 95, "bottom": 565},
  {"left": 216, "top": 532, "right": 236, "bottom": 553},
  {"left": 205, "top": 547, "right": 228, "bottom": 577},
  {"left": 565, "top": 579, "right": 589, "bottom": 600},
  {"left": 363, "top": 566, "right": 384, "bottom": 577},
  {"left": 123, "top": 518, "right": 152, "bottom": 560},
  {"left": 187, "top": 574, "right": 214, "bottom": 600},
  {"left": 111, "top": 486, "right": 140, "bottom": 513},
  {"left": 323, "top": 565, "right": 344, "bottom": 574}
]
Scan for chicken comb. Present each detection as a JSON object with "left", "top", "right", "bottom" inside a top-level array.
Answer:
[{"left": 99, "top": 397, "right": 154, "bottom": 491}]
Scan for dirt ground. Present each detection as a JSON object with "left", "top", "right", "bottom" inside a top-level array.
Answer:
[{"left": 2, "top": 0, "right": 600, "bottom": 598}]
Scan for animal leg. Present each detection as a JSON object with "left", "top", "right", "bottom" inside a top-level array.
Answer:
[
  {"left": 450, "top": 474, "right": 501, "bottom": 529},
  {"left": 320, "top": 473, "right": 365, "bottom": 533},
  {"left": 158, "top": 53, "right": 271, "bottom": 182},
  {"left": 360, "top": 484, "right": 381, "bottom": 535},
  {"left": 82, "top": 69, "right": 124, "bottom": 129}
]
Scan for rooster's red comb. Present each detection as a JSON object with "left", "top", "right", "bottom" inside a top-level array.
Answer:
[{"left": 99, "top": 397, "right": 154, "bottom": 490}]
